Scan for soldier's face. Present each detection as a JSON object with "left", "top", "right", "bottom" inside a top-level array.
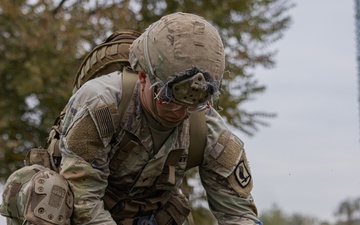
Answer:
[{"left": 139, "top": 72, "right": 188, "bottom": 123}]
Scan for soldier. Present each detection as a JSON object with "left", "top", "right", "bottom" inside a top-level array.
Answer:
[{"left": 1, "top": 12, "right": 262, "bottom": 225}]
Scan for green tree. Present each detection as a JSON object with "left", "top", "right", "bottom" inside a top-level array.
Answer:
[
  {"left": 0, "top": 0, "right": 293, "bottom": 180},
  {"left": 288, "top": 213, "right": 319, "bottom": 225},
  {"left": 335, "top": 197, "right": 360, "bottom": 225},
  {"left": 260, "top": 204, "right": 325, "bottom": 225},
  {"left": 321, "top": 222, "right": 332, "bottom": 225},
  {"left": 259, "top": 204, "right": 288, "bottom": 225}
]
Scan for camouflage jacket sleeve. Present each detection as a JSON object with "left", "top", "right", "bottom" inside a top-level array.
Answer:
[
  {"left": 59, "top": 72, "right": 122, "bottom": 225},
  {"left": 199, "top": 109, "right": 261, "bottom": 225}
]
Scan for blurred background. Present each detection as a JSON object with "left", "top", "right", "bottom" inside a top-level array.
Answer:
[
  {"left": 240, "top": 0, "right": 360, "bottom": 224},
  {"left": 0, "top": 0, "right": 359, "bottom": 224}
]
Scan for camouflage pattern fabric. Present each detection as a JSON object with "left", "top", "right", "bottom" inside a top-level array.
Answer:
[{"left": 56, "top": 71, "right": 260, "bottom": 224}]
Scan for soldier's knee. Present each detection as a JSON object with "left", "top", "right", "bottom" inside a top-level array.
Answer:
[{"left": 1, "top": 165, "right": 73, "bottom": 225}]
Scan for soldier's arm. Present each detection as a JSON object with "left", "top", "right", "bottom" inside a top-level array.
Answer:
[
  {"left": 59, "top": 74, "right": 121, "bottom": 224},
  {"left": 199, "top": 110, "right": 261, "bottom": 225}
]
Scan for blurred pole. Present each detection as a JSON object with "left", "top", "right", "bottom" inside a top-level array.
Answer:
[{"left": 355, "top": 0, "right": 360, "bottom": 143}]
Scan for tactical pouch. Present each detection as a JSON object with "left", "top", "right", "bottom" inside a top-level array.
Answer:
[
  {"left": 24, "top": 117, "right": 63, "bottom": 172},
  {"left": 105, "top": 187, "right": 170, "bottom": 224},
  {"left": 24, "top": 148, "right": 51, "bottom": 169},
  {"left": 46, "top": 132, "right": 62, "bottom": 172},
  {"left": 155, "top": 190, "right": 191, "bottom": 225},
  {"left": 24, "top": 144, "right": 60, "bottom": 173}
]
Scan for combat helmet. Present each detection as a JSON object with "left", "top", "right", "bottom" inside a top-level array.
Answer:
[{"left": 129, "top": 12, "right": 225, "bottom": 110}]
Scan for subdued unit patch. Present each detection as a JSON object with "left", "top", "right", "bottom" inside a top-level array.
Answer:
[
  {"left": 235, "top": 161, "right": 251, "bottom": 188},
  {"left": 227, "top": 152, "right": 253, "bottom": 198},
  {"left": 94, "top": 105, "right": 115, "bottom": 138},
  {"left": 66, "top": 115, "right": 103, "bottom": 162}
]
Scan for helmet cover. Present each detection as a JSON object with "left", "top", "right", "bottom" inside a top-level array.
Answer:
[{"left": 129, "top": 12, "right": 225, "bottom": 106}]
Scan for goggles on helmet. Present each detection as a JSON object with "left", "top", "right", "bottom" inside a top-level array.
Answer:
[{"left": 151, "top": 66, "right": 219, "bottom": 113}]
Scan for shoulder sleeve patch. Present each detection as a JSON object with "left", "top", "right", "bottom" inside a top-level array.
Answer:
[
  {"left": 207, "top": 131, "right": 244, "bottom": 177},
  {"left": 94, "top": 106, "right": 115, "bottom": 138},
  {"left": 227, "top": 151, "right": 253, "bottom": 198},
  {"left": 66, "top": 114, "right": 103, "bottom": 163}
]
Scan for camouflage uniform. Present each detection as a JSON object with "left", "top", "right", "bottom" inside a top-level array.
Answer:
[{"left": 57, "top": 70, "right": 259, "bottom": 224}]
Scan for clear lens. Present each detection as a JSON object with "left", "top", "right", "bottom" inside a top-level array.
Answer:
[{"left": 158, "top": 99, "right": 208, "bottom": 114}]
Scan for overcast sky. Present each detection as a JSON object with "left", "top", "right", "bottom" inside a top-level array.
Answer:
[
  {"left": 241, "top": 0, "right": 360, "bottom": 223},
  {"left": 1, "top": 0, "right": 359, "bottom": 224}
]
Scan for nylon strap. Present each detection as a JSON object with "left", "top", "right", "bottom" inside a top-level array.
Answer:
[
  {"left": 186, "top": 111, "right": 207, "bottom": 169},
  {"left": 118, "top": 67, "right": 139, "bottom": 121}
]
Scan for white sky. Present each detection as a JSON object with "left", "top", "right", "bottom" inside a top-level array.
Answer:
[
  {"left": 1, "top": 0, "right": 359, "bottom": 224},
  {"left": 241, "top": 0, "right": 360, "bottom": 223}
]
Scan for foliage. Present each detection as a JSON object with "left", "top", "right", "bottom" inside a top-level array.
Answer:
[
  {"left": 259, "top": 204, "right": 289, "bottom": 225},
  {"left": 334, "top": 197, "right": 360, "bottom": 225},
  {"left": 260, "top": 204, "right": 323, "bottom": 225},
  {"left": 259, "top": 197, "right": 360, "bottom": 225}
]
